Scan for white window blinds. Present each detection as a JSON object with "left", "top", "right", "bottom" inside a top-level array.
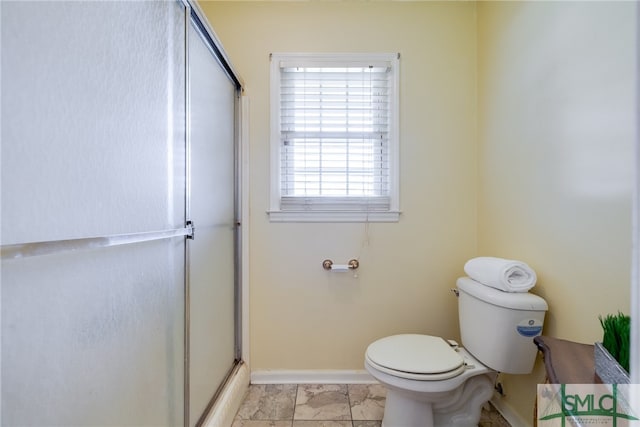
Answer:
[{"left": 270, "top": 53, "right": 400, "bottom": 222}]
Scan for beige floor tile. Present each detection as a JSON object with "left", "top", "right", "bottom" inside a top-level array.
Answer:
[
  {"left": 352, "top": 421, "right": 382, "bottom": 427},
  {"left": 235, "top": 384, "right": 297, "bottom": 421},
  {"left": 294, "top": 384, "right": 351, "bottom": 421},
  {"left": 232, "top": 382, "right": 511, "bottom": 427},
  {"left": 478, "top": 402, "right": 511, "bottom": 426},
  {"left": 292, "top": 421, "right": 352, "bottom": 427},
  {"left": 348, "top": 384, "right": 386, "bottom": 421},
  {"left": 231, "top": 421, "right": 292, "bottom": 427}
]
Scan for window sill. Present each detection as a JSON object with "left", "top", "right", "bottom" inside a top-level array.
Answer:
[{"left": 267, "top": 210, "right": 401, "bottom": 223}]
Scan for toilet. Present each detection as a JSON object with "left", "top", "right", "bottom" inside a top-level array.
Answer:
[{"left": 364, "top": 276, "right": 548, "bottom": 427}]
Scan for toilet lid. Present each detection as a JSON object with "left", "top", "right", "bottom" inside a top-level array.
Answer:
[{"left": 366, "top": 334, "right": 465, "bottom": 377}]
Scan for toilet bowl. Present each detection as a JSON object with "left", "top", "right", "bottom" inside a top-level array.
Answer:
[
  {"left": 364, "top": 277, "right": 548, "bottom": 427},
  {"left": 365, "top": 334, "right": 496, "bottom": 427}
]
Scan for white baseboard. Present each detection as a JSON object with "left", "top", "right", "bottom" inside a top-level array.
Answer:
[
  {"left": 490, "top": 392, "right": 532, "bottom": 427},
  {"left": 250, "top": 369, "right": 377, "bottom": 385}
]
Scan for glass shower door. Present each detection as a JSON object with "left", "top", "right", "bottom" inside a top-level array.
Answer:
[
  {"left": 187, "top": 16, "right": 240, "bottom": 426},
  {"left": 1, "top": 1, "right": 186, "bottom": 425}
]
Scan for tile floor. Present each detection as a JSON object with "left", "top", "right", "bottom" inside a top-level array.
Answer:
[{"left": 232, "top": 383, "right": 511, "bottom": 427}]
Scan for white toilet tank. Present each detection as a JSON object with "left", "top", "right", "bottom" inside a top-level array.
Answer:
[{"left": 456, "top": 277, "right": 548, "bottom": 374}]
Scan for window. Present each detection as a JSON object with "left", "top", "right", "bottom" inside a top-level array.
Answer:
[{"left": 269, "top": 53, "right": 400, "bottom": 222}]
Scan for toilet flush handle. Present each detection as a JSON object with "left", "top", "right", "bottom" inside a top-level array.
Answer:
[{"left": 450, "top": 288, "right": 459, "bottom": 297}]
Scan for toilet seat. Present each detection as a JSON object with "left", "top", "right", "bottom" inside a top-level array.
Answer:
[{"left": 365, "top": 334, "right": 466, "bottom": 381}]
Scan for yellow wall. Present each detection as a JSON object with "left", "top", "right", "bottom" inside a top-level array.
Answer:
[
  {"left": 477, "top": 0, "right": 637, "bottom": 421},
  {"left": 201, "top": 0, "right": 637, "bottom": 423},
  {"left": 200, "top": 1, "right": 479, "bottom": 369}
]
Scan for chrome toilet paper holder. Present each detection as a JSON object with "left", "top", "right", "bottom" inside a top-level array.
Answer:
[{"left": 322, "top": 259, "right": 360, "bottom": 271}]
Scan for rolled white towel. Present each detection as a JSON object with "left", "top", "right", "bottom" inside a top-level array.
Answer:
[{"left": 463, "top": 257, "right": 537, "bottom": 292}]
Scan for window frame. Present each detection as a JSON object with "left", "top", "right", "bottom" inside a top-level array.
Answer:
[{"left": 268, "top": 52, "right": 400, "bottom": 223}]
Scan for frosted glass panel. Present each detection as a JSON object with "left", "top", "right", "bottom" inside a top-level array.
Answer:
[
  {"left": 1, "top": 1, "right": 187, "bottom": 426},
  {"left": 1, "top": 1, "right": 186, "bottom": 244},
  {"left": 188, "top": 21, "right": 238, "bottom": 425},
  {"left": 1, "top": 240, "right": 185, "bottom": 426}
]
